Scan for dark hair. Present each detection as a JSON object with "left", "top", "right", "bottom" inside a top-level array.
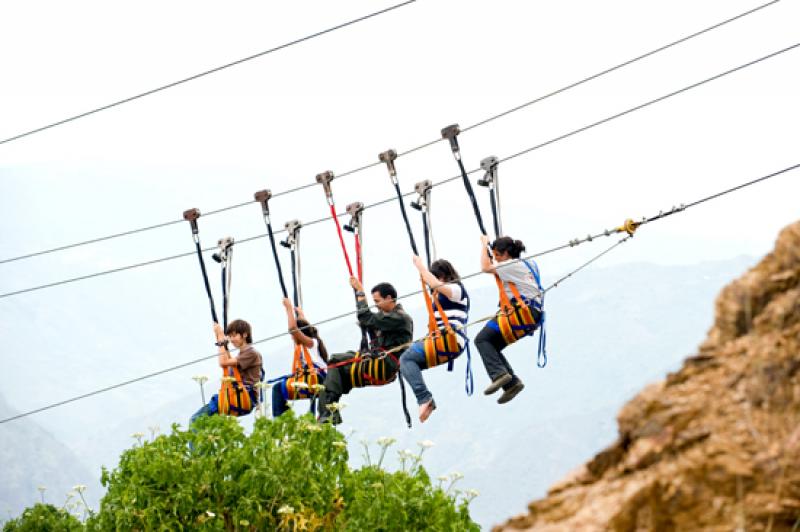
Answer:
[
  {"left": 430, "top": 259, "right": 460, "bottom": 283},
  {"left": 371, "top": 282, "right": 397, "bottom": 300},
  {"left": 296, "top": 318, "right": 329, "bottom": 363},
  {"left": 492, "top": 236, "right": 526, "bottom": 259},
  {"left": 226, "top": 319, "right": 252, "bottom": 344}
]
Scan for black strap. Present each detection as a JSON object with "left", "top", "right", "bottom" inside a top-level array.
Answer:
[
  {"left": 192, "top": 238, "right": 219, "bottom": 324},
  {"left": 290, "top": 246, "right": 299, "bottom": 308},
  {"left": 456, "top": 157, "right": 488, "bottom": 236},
  {"left": 398, "top": 373, "right": 412, "bottom": 428},
  {"left": 422, "top": 211, "right": 432, "bottom": 268},
  {"left": 220, "top": 262, "right": 228, "bottom": 329},
  {"left": 391, "top": 182, "right": 418, "bottom": 256},
  {"left": 489, "top": 187, "right": 500, "bottom": 240},
  {"left": 264, "top": 215, "right": 289, "bottom": 299}
]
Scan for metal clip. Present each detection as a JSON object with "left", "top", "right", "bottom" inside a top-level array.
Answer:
[
  {"left": 411, "top": 179, "right": 432, "bottom": 211},
  {"left": 478, "top": 156, "right": 498, "bottom": 187},
  {"left": 280, "top": 219, "right": 302, "bottom": 248},
  {"left": 343, "top": 202, "right": 364, "bottom": 232},
  {"left": 213, "top": 236, "right": 235, "bottom": 263}
]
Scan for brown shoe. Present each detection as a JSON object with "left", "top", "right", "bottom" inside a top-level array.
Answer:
[
  {"left": 419, "top": 399, "right": 436, "bottom": 423},
  {"left": 497, "top": 380, "right": 525, "bottom": 404},
  {"left": 484, "top": 373, "right": 512, "bottom": 395}
]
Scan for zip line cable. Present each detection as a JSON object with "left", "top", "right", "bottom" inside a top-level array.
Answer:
[
  {"left": 0, "top": 1, "right": 417, "bottom": 148},
  {"left": 2, "top": 42, "right": 796, "bottom": 300},
  {"left": 0, "top": 162, "right": 797, "bottom": 425},
  {"left": 0, "top": 0, "right": 779, "bottom": 266}
]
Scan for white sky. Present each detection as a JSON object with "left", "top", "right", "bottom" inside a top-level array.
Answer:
[{"left": 0, "top": 0, "right": 798, "bottom": 422}]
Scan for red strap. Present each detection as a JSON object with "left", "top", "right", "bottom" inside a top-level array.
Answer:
[
  {"left": 354, "top": 233, "right": 363, "bottom": 283},
  {"left": 329, "top": 203, "right": 354, "bottom": 277}
]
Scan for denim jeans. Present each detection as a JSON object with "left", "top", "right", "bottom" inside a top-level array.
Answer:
[
  {"left": 190, "top": 394, "right": 219, "bottom": 425},
  {"left": 271, "top": 380, "right": 319, "bottom": 418},
  {"left": 399, "top": 342, "right": 433, "bottom": 405}
]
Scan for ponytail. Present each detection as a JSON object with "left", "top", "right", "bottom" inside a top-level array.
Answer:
[{"left": 492, "top": 236, "right": 526, "bottom": 259}]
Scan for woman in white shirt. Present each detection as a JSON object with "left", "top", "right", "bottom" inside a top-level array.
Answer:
[
  {"left": 477, "top": 235, "right": 543, "bottom": 405},
  {"left": 272, "top": 298, "right": 329, "bottom": 418}
]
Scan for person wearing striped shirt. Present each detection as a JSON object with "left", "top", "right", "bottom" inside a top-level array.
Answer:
[{"left": 399, "top": 257, "right": 470, "bottom": 423}]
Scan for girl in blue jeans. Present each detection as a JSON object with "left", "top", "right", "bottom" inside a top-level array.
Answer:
[{"left": 400, "top": 257, "right": 470, "bottom": 423}]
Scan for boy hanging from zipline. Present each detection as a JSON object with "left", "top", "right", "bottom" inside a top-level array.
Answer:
[{"left": 190, "top": 320, "right": 263, "bottom": 423}]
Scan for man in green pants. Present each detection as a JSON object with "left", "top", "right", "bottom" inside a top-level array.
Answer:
[{"left": 318, "top": 277, "right": 413, "bottom": 424}]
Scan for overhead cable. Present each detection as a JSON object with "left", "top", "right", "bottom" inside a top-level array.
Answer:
[
  {"left": 1, "top": 162, "right": 797, "bottom": 424},
  {"left": 0, "top": 1, "right": 417, "bottom": 148},
  {"left": 2, "top": 42, "right": 796, "bottom": 300},
  {"left": 0, "top": 0, "right": 778, "bottom": 265}
]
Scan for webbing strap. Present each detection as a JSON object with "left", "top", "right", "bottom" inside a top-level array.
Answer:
[
  {"left": 290, "top": 246, "right": 299, "bottom": 308},
  {"left": 354, "top": 231, "right": 363, "bottom": 283},
  {"left": 422, "top": 211, "right": 432, "bottom": 268},
  {"left": 456, "top": 157, "right": 489, "bottom": 237},
  {"left": 489, "top": 188, "right": 500, "bottom": 240},
  {"left": 398, "top": 373, "right": 412, "bottom": 428},
  {"left": 192, "top": 237, "right": 219, "bottom": 324},
  {"left": 330, "top": 203, "right": 355, "bottom": 278}
]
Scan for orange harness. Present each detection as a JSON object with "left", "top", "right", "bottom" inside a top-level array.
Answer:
[
  {"left": 283, "top": 343, "right": 324, "bottom": 400},
  {"left": 494, "top": 274, "right": 540, "bottom": 346},
  {"left": 218, "top": 365, "right": 254, "bottom": 417}
]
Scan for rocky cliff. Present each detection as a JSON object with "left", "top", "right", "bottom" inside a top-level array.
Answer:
[{"left": 497, "top": 221, "right": 800, "bottom": 531}]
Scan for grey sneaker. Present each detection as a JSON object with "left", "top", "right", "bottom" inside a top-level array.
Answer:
[
  {"left": 497, "top": 380, "right": 525, "bottom": 404},
  {"left": 484, "top": 373, "right": 513, "bottom": 395}
]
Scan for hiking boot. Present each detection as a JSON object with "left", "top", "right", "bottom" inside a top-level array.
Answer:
[
  {"left": 484, "top": 373, "right": 512, "bottom": 395},
  {"left": 497, "top": 380, "right": 525, "bottom": 404}
]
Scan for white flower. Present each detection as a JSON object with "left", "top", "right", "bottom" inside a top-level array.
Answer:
[
  {"left": 376, "top": 436, "right": 396, "bottom": 448},
  {"left": 466, "top": 489, "right": 480, "bottom": 497},
  {"left": 192, "top": 375, "right": 209, "bottom": 384},
  {"left": 37, "top": 486, "right": 46, "bottom": 493},
  {"left": 131, "top": 432, "right": 145, "bottom": 443},
  {"left": 311, "top": 384, "right": 326, "bottom": 393},
  {"left": 327, "top": 402, "right": 346, "bottom": 412},
  {"left": 206, "top": 510, "right": 216, "bottom": 517},
  {"left": 277, "top": 505, "right": 294, "bottom": 515},
  {"left": 72, "top": 484, "right": 87, "bottom": 494},
  {"left": 437, "top": 475, "right": 449, "bottom": 482},
  {"left": 332, "top": 441, "right": 347, "bottom": 449},
  {"left": 417, "top": 440, "right": 435, "bottom": 449},
  {"left": 450, "top": 472, "right": 464, "bottom": 481},
  {"left": 371, "top": 482, "right": 383, "bottom": 489}
]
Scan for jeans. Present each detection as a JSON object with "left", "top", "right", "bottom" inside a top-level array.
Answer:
[
  {"left": 272, "top": 379, "right": 319, "bottom": 418},
  {"left": 475, "top": 325, "right": 520, "bottom": 390},
  {"left": 399, "top": 342, "right": 433, "bottom": 405},
  {"left": 190, "top": 394, "right": 219, "bottom": 425}
]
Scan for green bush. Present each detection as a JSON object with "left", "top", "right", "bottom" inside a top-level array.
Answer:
[
  {"left": 84, "top": 413, "right": 478, "bottom": 531},
  {"left": 3, "top": 503, "right": 82, "bottom": 532}
]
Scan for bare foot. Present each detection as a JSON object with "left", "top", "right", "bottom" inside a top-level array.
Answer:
[{"left": 419, "top": 399, "right": 436, "bottom": 423}]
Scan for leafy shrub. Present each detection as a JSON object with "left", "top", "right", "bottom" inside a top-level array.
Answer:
[
  {"left": 2, "top": 503, "right": 82, "bottom": 532},
  {"left": 85, "top": 413, "right": 478, "bottom": 531}
]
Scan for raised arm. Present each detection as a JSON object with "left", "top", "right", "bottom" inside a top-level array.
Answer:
[
  {"left": 480, "top": 235, "right": 496, "bottom": 273},
  {"left": 413, "top": 255, "right": 454, "bottom": 299},
  {"left": 283, "top": 298, "right": 314, "bottom": 349},
  {"left": 214, "top": 322, "right": 238, "bottom": 368}
]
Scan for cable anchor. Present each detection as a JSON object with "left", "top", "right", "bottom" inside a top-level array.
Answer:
[
  {"left": 615, "top": 218, "right": 638, "bottom": 236},
  {"left": 378, "top": 149, "right": 398, "bottom": 183},
  {"left": 182, "top": 208, "right": 201, "bottom": 236},
  {"left": 440, "top": 124, "right": 461, "bottom": 156},
  {"left": 315, "top": 171, "right": 335, "bottom": 202},
  {"left": 254, "top": 189, "right": 273, "bottom": 217}
]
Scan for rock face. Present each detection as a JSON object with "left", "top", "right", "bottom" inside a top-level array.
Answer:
[{"left": 496, "top": 221, "right": 800, "bottom": 532}]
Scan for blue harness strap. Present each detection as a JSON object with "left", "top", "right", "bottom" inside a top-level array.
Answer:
[{"left": 521, "top": 259, "right": 548, "bottom": 368}]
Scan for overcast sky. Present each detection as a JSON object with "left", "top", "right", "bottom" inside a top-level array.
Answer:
[{"left": 1, "top": 0, "right": 798, "bottom": 422}]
